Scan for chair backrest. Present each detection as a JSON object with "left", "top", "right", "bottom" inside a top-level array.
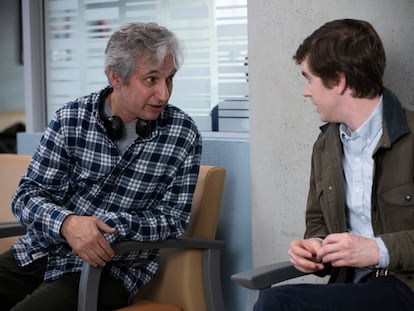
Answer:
[
  {"left": 136, "top": 165, "right": 226, "bottom": 311},
  {"left": 184, "top": 165, "right": 226, "bottom": 239},
  {"left": 0, "top": 153, "right": 32, "bottom": 252}
]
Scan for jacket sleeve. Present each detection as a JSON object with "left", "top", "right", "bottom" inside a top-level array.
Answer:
[
  {"left": 380, "top": 231, "right": 414, "bottom": 271},
  {"left": 304, "top": 148, "right": 329, "bottom": 240}
]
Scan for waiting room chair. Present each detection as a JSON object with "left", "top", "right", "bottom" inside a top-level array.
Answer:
[
  {"left": 0, "top": 155, "right": 227, "bottom": 311},
  {"left": 231, "top": 261, "right": 317, "bottom": 310},
  {"left": 77, "top": 165, "right": 226, "bottom": 311},
  {"left": 0, "top": 153, "right": 31, "bottom": 251}
]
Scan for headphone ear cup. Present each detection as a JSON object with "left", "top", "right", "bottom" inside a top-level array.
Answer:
[
  {"left": 136, "top": 120, "right": 154, "bottom": 137},
  {"left": 106, "top": 115, "right": 123, "bottom": 140}
]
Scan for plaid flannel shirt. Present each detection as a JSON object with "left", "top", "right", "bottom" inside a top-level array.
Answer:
[{"left": 11, "top": 88, "right": 202, "bottom": 299}]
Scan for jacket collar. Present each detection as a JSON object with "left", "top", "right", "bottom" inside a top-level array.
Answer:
[
  {"left": 319, "top": 87, "right": 410, "bottom": 145},
  {"left": 381, "top": 87, "right": 410, "bottom": 145}
]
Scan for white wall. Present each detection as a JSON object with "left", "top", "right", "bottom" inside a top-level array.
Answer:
[{"left": 248, "top": 0, "right": 414, "bottom": 268}]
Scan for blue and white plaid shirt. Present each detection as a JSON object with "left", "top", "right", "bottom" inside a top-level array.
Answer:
[{"left": 11, "top": 88, "right": 202, "bottom": 299}]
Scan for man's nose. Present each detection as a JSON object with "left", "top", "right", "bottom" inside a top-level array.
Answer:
[
  {"left": 303, "top": 83, "right": 311, "bottom": 97},
  {"left": 156, "top": 83, "right": 170, "bottom": 101}
]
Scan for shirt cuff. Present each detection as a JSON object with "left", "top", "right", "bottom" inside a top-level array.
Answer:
[{"left": 374, "top": 237, "right": 389, "bottom": 268}]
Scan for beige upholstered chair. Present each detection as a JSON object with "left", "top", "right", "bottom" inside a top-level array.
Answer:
[
  {"left": 78, "top": 165, "right": 227, "bottom": 311},
  {"left": 0, "top": 155, "right": 226, "bottom": 311},
  {"left": 0, "top": 154, "right": 31, "bottom": 252}
]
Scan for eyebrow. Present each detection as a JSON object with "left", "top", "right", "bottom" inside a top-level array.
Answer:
[{"left": 145, "top": 69, "right": 177, "bottom": 77}]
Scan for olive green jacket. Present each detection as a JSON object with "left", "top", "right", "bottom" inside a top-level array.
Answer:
[{"left": 304, "top": 88, "right": 414, "bottom": 290}]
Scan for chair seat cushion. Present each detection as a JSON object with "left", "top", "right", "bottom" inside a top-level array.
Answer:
[{"left": 116, "top": 299, "right": 182, "bottom": 311}]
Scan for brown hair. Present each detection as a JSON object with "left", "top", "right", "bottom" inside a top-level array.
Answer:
[{"left": 293, "top": 19, "right": 386, "bottom": 98}]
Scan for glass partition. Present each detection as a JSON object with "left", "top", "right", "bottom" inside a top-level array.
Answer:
[{"left": 44, "top": 0, "right": 248, "bottom": 132}]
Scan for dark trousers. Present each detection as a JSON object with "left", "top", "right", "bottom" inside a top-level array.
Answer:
[
  {"left": 253, "top": 275, "right": 414, "bottom": 311},
  {"left": 0, "top": 249, "right": 129, "bottom": 311}
]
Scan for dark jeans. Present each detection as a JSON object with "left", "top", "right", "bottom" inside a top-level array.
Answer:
[
  {"left": 253, "top": 275, "right": 414, "bottom": 311},
  {"left": 0, "top": 249, "right": 128, "bottom": 311}
]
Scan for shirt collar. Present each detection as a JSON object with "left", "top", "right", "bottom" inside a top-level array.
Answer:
[{"left": 340, "top": 95, "right": 383, "bottom": 145}]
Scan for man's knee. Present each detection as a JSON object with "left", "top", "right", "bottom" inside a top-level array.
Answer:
[{"left": 254, "top": 286, "right": 294, "bottom": 310}]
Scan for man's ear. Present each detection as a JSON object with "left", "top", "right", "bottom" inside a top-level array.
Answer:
[
  {"left": 108, "top": 67, "right": 122, "bottom": 88},
  {"left": 335, "top": 72, "right": 347, "bottom": 95}
]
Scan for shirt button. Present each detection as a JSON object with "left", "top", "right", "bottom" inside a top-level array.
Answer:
[
  {"left": 328, "top": 186, "right": 333, "bottom": 190},
  {"left": 405, "top": 195, "right": 412, "bottom": 201}
]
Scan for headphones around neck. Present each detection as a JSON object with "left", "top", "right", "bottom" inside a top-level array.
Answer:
[{"left": 98, "top": 87, "right": 155, "bottom": 140}]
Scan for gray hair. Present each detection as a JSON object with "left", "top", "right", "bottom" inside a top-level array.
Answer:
[{"left": 104, "top": 22, "right": 183, "bottom": 85}]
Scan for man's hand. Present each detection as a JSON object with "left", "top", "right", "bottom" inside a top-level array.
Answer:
[
  {"left": 317, "top": 232, "right": 380, "bottom": 268},
  {"left": 288, "top": 238, "right": 325, "bottom": 273},
  {"left": 60, "top": 215, "right": 116, "bottom": 267}
]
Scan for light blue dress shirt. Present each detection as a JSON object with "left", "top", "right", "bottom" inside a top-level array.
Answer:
[{"left": 340, "top": 96, "right": 389, "bottom": 281}]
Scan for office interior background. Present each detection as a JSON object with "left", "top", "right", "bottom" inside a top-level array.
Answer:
[{"left": 1, "top": 1, "right": 414, "bottom": 310}]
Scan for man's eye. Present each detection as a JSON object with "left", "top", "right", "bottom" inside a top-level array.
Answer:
[{"left": 146, "top": 77, "right": 156, "bottom": 83}]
